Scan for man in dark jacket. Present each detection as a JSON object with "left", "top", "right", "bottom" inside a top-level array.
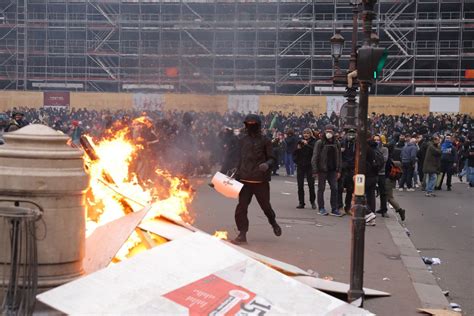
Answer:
[
  {"left": 338, "top": 128, "right": 356, "bottom": 215},
  {"left": 232, "top": 114, "right": 282, "bottom": 244},
  {"left": 365, "top": 138, "right": 380, "bottom": 226},
  {"left": 399, "top": 138, "right": 418, "bottom": 191},
  {"left": 312, "top": 124, "right": 342, "bottom": 216},
  {"left": 219, "top": 127, "right": 240, "bottom": 175},
  {"left": 423, "top": 135, "right": 441, "bottom": 196},
  {"left": 437, "top": 134, "right": 457, "bottom": 191},
  {"left": 284, "top": 129, "right": 298, "bottom": 176},
  {"left": 293, "top": 128, "right": 316, "bottom": 209}
]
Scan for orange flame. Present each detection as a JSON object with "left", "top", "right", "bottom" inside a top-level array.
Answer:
[
  {"left": 84, "top": 119, "right": 194, "bottom": 261},
  {"left": 213, "top": 231, "right": 228, "bottom": 240}
]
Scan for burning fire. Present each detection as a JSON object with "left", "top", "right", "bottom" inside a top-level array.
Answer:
[
  {"left": 213, "top": 231, "right": 228, "bottom": 240},
  {"left": 83, "top": 118, "right": 194, "bottom": 261}
]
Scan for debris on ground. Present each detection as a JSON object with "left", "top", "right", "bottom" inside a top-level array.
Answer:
[
  {"left": 422, "top": 257, "right": 441, "bottom": 265},
  {"left": 404, "top": 227, "right": 411, "bottom": 236},
  {"left": 449, "top": 302, "right": 462, "bottom": 313},
  {"left": 382, "top": 277, "right": 390, "bottom": 281},
  {"left": 442, "top": 290, "right": 449, "bottom": 296}
]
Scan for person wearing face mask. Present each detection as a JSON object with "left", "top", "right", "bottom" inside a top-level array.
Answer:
[
  {"left": 293, "top": 128, "right": 316, "bottom": 209},
  {"left": 311, "top": 124, "right": 342, "bottom": 216},
  {"left": 373, "top": 134, "right": 389, "bottom": 217},
  {"left": 231, "top": 114, "right": 282, "bottom": 244},
  {"left": 338, "top": 128, "right": 356, "bottom": 215}
]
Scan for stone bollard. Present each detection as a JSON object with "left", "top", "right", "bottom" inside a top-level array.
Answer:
[{"left": 0, "top": 124, "right": 88, "bottom": 291}]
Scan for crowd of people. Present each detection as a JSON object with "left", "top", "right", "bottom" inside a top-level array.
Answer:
[{"left": 1, "top": 106, "right": 473, "bottom": 228}]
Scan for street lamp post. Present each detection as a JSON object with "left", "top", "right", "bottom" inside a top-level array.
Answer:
[{"left": 330, "top": 0, "right": 380, "bottom": 307}]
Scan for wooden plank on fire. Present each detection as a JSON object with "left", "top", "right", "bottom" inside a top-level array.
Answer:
[
  {"left": 81, "top": 136, "right": 154, "bottom": 250},
  {"left": 84, "top": 206, "right": 151, "bottom": 274}
]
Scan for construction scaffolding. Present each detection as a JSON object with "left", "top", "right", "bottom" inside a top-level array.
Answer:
[{"left": 0, "top": 0, "right": 472, "bottom": 95}]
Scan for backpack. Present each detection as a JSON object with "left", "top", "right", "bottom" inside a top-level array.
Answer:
[
  {"left": 388, "top": 160, "right": 403, "bottom": 180},
  {"left": 373, "top": 148, "right": 385, "bottom": 173}
]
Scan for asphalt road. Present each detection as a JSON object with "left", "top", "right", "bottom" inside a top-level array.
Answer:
[
  {"left": 398, "top": 181, "right": 474, "bottom": 316},
  {"left": 191, "top": 175, "right": 423, "bottom": 315}
]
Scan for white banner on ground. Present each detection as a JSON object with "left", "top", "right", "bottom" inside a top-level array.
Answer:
[
  {"left": 429, "top": 97, "right": 460, "bottom": 113},
  {"left": 37, "top": 233, "right": 371, "bottom": 315},
  {"left": 326, "top": 96, "right": 346, "bottom": 115},
  {"left": 228, "top": 95, "right": 259, "bottom": 113},
  {"left": 133, "top": 93, "right": 164, "bottom": 111}
]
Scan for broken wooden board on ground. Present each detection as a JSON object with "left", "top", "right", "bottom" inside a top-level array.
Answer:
[
  {"left": 227, "top": 242, "right": 311, "bottom": 276},
  {"left": 139, "top": 218, "right": 194, "bottom": 241},
  {"left": 39, "top": 232, "right": 373, "bottom": 315},
  {"left": 417, "top": 308, "right": 461, "bottom": 316},
  {"left": 294, "top": 275, "right": 390, "bottom": 297},
  {"left": 83, "top": 207, "right": 150, "bottom": 274}
]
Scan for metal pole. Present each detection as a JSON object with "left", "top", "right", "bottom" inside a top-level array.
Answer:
[
  {"left": 348, "top": 79, "right": 369, "bottom": 305},
  {"left": 348, "top": 0, "right": 377, "bottom": 306}
]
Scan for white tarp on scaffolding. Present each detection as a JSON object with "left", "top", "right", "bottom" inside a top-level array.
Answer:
[{"left": 37, "top": 232, "right": 372, "bottom": 315}]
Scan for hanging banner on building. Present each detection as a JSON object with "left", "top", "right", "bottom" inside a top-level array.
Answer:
[
  {"left": 43, "top": 91, "right": 70, "bottom": 108},
  {"left": 133, "top": 93, "right": 164, "bottom": 112},
  {"left": 228, "top": 95, "right": 259, "bottom": 113},
  {"left": 326, "top": 96, "right": 346, "bottom": 115},
  {"left": 429, "top": 97, "right": 460, "bottom": 113}
]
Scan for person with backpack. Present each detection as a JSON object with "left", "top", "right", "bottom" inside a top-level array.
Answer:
[
  {"left": 384, "top": 144, "right": 406, "bottom": 221},
  {"left": 373, "top": 134, "right": 389, "bottom": 217},
  {"left": 399, "top": 138, "right": 418, "bottom": 191}
]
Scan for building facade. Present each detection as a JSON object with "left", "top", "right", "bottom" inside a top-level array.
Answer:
[{"left": 0, "top": 0, "right": 472, "bottom": 95}]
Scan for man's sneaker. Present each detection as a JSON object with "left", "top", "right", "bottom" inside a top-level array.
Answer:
[
  {"left": 447, "top": 187, "right": 452, "bottom": 191},
  {"left": 398, "top": 188, "right": 404, "bottom": 192},
  {"left": 318, "top": 208, "right": 328, "bottom": 216},
  {"left": 231, "top": 232, "right": 247, "bottom": 244},
  {"left": 296, "top": 204, "right": 305, "bottom": 209},
  {"left": 311, "top": 203, "right": 317, "bottom": 210},
  {"left": 407, "top": 188, "right": 415, "bottom": 192},
  {"left": 396, "top": 208, "right": 406, "bottom": 221},
  {"left": 365, "top": 212, "right": 376, "bottom": 222},
  {"left": 425, "top": 192, "right": 436, "bottom": 197},
  {"left": 330, "top": 209, "right": 343, "bottom": 217},
  {"left": 272, "top": 223, "right": 282, "bottom": 236},
  {"left": 366, "top": 219, "right": 376, "bottom": 226},
  {"left": 344, "top": 208, "right": 353, "bottom": 216}
]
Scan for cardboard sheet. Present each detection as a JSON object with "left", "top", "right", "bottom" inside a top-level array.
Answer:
[
  {"left": 83, "top": 207, "right": 150, "bottom": 274},
  {"left": 294, "top": 275, "right": 390, "bottom": 297},
  {"left": 39, "top": 233, "right": 372, "bottom": 315}
]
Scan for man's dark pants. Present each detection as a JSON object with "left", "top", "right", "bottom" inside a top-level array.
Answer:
[
  {"left": 338, "top": 169, "right": 354, "bottom": 211},
  {"left": 438, "top": 161, "right": 453, "bottom": 189},
  {"left": 365, "top": 176, "right": 377, "bottom": 214},
  {"left": 376, "top": 175, "right": 387, "bottom": 211},
  {"left": 235, "top": 182, "right": 277, "bottom": 232},
  {"left": 399, "top": 162, "right": 414, "bottom": 189},
  {"left": 296, "top": 164, "right": 315, "bottom": 206},
  {"left": 317, "top": 171, "right": 338, "bottom": 211}
]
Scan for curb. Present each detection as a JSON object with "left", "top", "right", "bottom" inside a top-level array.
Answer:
[{"left": 384, "top": 214, "right": 450, "bottom": 309}]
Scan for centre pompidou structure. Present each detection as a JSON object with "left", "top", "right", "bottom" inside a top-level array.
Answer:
[{"left": 0, "top": 0, "right": 472, "bottom": 95}]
